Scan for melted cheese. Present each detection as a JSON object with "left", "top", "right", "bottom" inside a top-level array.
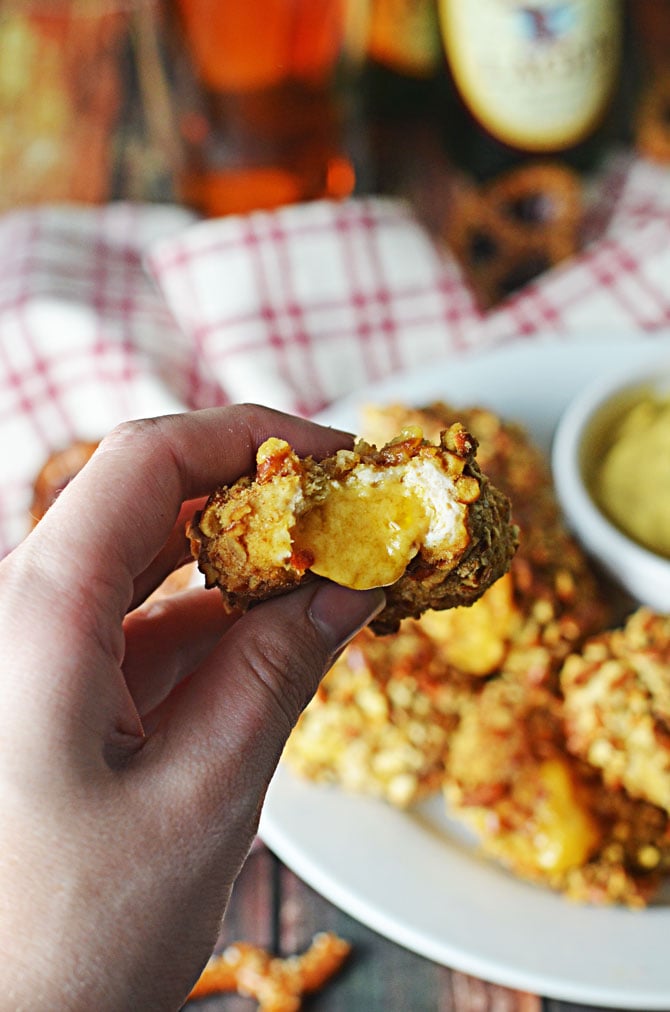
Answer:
[
  {"left": 530, "top": 759, "right": 601, "bottom": 874},
  {"left": 293, "top": 459, "right": 465, "bottom": 590}
]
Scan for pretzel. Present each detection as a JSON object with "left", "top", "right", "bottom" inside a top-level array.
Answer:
[
  {"left": 486, "top": 162, "right": 582, "bottom": 239},
  {"left": 187, "top": 931, "right": 351, "bottom": 1010},
  {"left": 444, "top": 163, "right": 582, "bottom": 308},
  {"left": 635, "top": 74, "right": 670, "bottom": 163}
]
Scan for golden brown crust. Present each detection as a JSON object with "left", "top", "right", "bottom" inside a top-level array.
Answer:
[
  {"left": 363, "top": 401, "right": 614, "bottom": 679},
  {"left": 444, "top": 675, "right": 670, "bottom": 906},
  {"left": 282, "top": 401, "right": 670, "bottom": 906},
  {"left": 189, "top": 425, "right": 518, "bottom": 635},
  {"left": 30, "top": 440, "right": 99, "bottom": 525},
  {"left": 287, "top": 400, "right": 613, "bottom": 809},
  {"left": 283, "top": 622, "right": 474, "bottom": 806},
  {"left": 287, "top": 401, "right": 670, "bottom": 904},
  {"left": 561, "top": 608, "right": 670, "bottom": 814}
]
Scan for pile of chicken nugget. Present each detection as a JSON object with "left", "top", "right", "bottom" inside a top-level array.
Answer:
[{"left": 284, "top": 400, "right": 670, "bottom": 908}]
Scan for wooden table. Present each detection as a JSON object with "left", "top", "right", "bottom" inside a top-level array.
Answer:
[{"left": 184, "top": 840, "right": 614, "bottom": 1012}]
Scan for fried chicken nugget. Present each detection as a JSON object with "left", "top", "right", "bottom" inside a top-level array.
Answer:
[
  {"left": 363, "top": 402, "right": 614, "bottom": 674},
  {"left": 30, "top": 440, "right": 99, "bottom": 525},
  {"left": 562, "top": 608, "right": 670, "bottom": 814},
  {"left": 445, "top": 678, "right": 603, "bottom": 884},
  {"left": 283, "top": 622, "right": 476, "bottom": 806},
  {"left": 30, "top": 439, "right": 195, "bottom": 599},
  {"left": 445, "top": 676, "right": 670, "bottom": 906},
  {"left": 188, "top": 424, "right": 517, "bottom": 635}
]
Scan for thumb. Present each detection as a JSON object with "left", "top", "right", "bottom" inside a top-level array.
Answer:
[{"left": 150, "top": 581, "right": 385, "bottom": 802}]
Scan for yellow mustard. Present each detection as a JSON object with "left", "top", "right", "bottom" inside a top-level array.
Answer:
[{"left": 595, "top": 393, "right": 670, "bottom": 558}]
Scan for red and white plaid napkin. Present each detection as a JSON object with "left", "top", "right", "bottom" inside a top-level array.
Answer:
[
  {"left": 2, "top": 154, "right": 670, "bottom": 557},
  {"left": 0, "top": 202, "right": 197, "bottom": 554},
  {"left": 147, "top": 150, "right": 670, "bottom": 396}
]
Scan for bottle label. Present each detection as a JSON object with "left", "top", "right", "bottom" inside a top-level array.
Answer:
[{"left": 439, "top": 0, "right": 621, "bottom": 151}]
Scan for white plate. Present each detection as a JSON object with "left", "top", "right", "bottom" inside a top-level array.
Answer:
[{"left": 260, "top": 334, "right": 670, "bottom": 1009}]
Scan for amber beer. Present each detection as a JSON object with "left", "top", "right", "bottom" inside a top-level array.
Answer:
[
  {"left": 437, "top": 0, "right": 623, "bottom": 181},
  {"left": 173, "top": 0, "right": 355, "bottom": 216}
]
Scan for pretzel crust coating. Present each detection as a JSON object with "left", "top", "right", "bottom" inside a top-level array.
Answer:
[
  {"left": 562, "top": 608, "right": 670, "bottom": 814},
  {"left": 444, "top": 675, "right": 670, "bottom": 907},
  {"left": 363, "top": 401, "right": 614, "bottom": 678},
  {"left": 281, "top": 403, "right": 670, "bottom": 906},
  {"left": 283, "top": 620, "right": 476, "bottom": 807},
  {"left": 189, "top": 424, "right": 517, "bottom": 635}
]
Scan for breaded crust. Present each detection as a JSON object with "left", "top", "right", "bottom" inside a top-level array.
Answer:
[
  {"left": 283, "top": 623, "right": 477, "bottom": 807},
  {"left": 561, "top": 607, "right": 670, "bottom": 814},
  {"left": 444, "top": 676, "right": 670, "bottom": 906},
  {"left": 189, "top": 424, "right": 517, "bottom": 635},
  {"left": 30, "top": 440, "right": 99, "bottom": 525},
  {"left": 364, "top": 401, "right": 615, "bottom": 679}
]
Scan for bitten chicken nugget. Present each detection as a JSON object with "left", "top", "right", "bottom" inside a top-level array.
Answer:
[
  {"left": 363, "top": 401, "right": 614, "bottom": 681},
  {"left": 189, "top": 424, "right": 517, "bottom": 634}
]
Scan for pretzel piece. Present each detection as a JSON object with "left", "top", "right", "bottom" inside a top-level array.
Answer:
[{"left": 187, "top": 932, "right": 351, "bottom": 1010}]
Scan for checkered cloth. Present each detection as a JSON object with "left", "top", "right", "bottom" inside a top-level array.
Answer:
[{"left": 2, "top": 153, "right": 670, "bottom": 557}]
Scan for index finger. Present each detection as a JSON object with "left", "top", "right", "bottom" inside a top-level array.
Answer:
[{"left": 30, "top": 405, "right": 354, "bottom": 615}]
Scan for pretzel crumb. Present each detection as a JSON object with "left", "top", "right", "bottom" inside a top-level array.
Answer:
[{"left": 187, "top": 931, "right": 352, "bottom": 1010}]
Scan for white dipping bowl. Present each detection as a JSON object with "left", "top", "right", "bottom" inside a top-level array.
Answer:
[{"left": 552, "top": 357, "right": 670, "bottom": 611}]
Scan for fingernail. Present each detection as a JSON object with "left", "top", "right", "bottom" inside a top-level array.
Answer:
[{"left": 308, "top": 581, "right": 386, "bottom": 655}]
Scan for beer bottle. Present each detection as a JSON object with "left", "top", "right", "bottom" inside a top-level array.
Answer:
[
  {"left": 354, "top": 0, "right": 453, "bottom": 222},
  {"left": 437, "top": 0, "right": 623, "bottom": 182}
]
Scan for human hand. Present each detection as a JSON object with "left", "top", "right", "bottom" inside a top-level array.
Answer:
[{"left": 0, "top": 406, "right": 384, "bottom": 1011}]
